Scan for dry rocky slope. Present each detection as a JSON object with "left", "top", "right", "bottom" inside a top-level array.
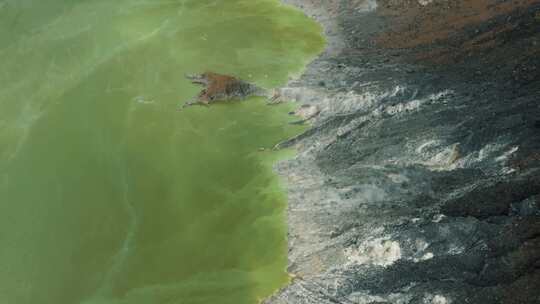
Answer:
[{"left": 266, "top": 0, "right": 540, "bottom": 303}]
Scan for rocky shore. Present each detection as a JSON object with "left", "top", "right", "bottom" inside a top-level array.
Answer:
[{"left": 267, "top": 1, "right": 540, "bottom": 303}]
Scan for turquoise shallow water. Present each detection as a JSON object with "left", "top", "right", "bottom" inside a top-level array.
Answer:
[{"left": 0, "top": 1, "right": 324, "bottom": 303}]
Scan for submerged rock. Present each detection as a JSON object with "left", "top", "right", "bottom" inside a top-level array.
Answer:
[{"left": 182, "top": 72, "right": 268, "bottom": 108}]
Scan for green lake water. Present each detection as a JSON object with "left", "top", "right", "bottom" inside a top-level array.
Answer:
[{"left": 0, "top": 1, "right": 324, "bottom": 303}]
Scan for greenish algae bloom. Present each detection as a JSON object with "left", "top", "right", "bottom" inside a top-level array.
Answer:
[{"left": 0, "top": 1, "right": 324, "bottom": 304}]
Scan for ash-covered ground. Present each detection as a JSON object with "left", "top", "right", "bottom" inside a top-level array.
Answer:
[{"left": 267, "top": 1, "right": 540, "bottom": 303}]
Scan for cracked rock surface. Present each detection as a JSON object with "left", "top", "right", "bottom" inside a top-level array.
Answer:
[{"left": 266, "top": 0, "right": 540, "bottom": 303}]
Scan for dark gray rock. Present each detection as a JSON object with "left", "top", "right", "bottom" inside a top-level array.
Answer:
[
  {"left": 511, "top": 195, "right": 540, "bottom": 217},
  {"left": 266, "top": 0, "right": 540, "bottom": 303}
]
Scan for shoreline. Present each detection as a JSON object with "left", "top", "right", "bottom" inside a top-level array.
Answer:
[{"left": 280, "top": 0, "right": 345, "bottom": 58}]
